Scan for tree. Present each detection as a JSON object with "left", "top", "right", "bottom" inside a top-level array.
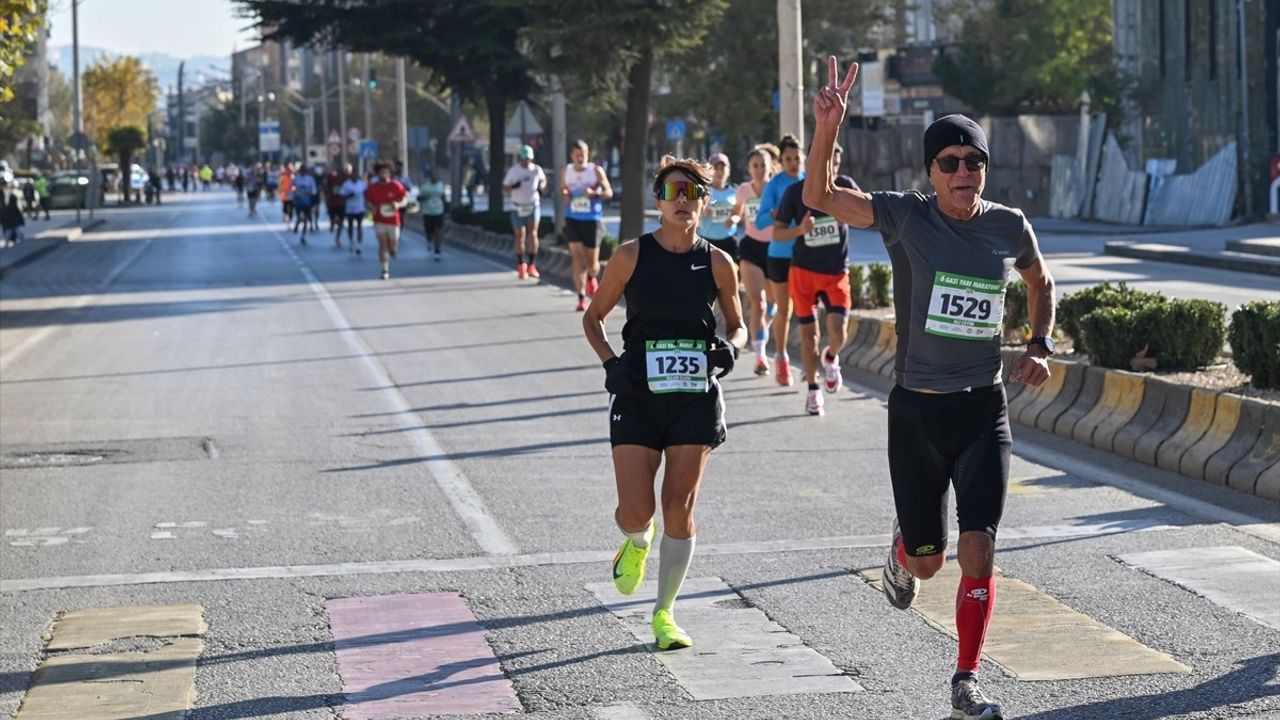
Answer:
[
  {"left": 237, "top": 0, "right": 537, "bottom": 214},
  {"left": 932, "top": 0, "right": 1122, "bottom": 117},
  {"left": 200, "top": 99, "right": 256, "bottom": 164},
  {"left": 83, "top": 56, "right": 158, "bottom": 151},
  {"left": 107, "top": 125, "right": 145, "bottom": 201},
  {"left": 0, "top": 0, "right": 46, "bottom": 101},
  {"left": 519, "top": 0, "right": 729, "bottom": 238}
]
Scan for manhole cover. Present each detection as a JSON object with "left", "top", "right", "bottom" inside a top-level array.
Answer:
[{"left": 0, "top": 437, "right": 216, "bottom": 469}]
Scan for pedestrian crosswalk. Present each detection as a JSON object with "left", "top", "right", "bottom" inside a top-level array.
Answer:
[{"left": 10, "top": 543, "right": 1275, "bottom": 717}]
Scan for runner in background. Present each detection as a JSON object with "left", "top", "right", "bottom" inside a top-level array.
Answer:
[
  {"left": 754, "top": 135, "right": 805, "bottom": 387},
  {"left": 562, "top": 140, "right": 614, "bottom": 311},
  {"left": 699, "top": 152, "right": 739, "bottom": 263},
  {"left": 503, "top": 145, "right": 547, "bottom": 280},
  {"left": 419, "top": 167, "right": 447, "bottom": 261},
  {"left": 339, "top": 167, "right": 367, "bottom": 255},
  {"left": 365, "top": 161, "right": 409, "bottom": 279}
]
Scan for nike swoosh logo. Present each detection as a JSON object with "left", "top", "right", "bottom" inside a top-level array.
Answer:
[{"left": 690, "top": 264, "right": 707, "bottom": 271}]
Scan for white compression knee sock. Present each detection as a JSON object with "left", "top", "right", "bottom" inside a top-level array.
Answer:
[
  {"left": 655, "top": 534, "right": 696, "bottom": 612},
  {"left": 617, "top": 516, "right": 653, "bottom": 549}
]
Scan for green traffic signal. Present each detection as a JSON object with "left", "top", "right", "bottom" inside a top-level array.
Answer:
[{"left": 368, "top": 69, "right": 378, "bottom": 89}]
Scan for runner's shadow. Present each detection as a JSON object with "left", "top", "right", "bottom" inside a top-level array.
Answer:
[{"left": 321, "top": 437, "right": 610, "bottom": 472}]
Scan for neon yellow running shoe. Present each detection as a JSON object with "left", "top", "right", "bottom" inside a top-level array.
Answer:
[
  {"left": 611, "top": 518, "right": 655, "bottom": 595},
  {"left": 652, "top": 609, "right": 693, "bottom": 650}
]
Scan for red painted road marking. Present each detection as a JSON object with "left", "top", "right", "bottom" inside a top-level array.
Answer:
[{"left": 326, "top": 593, "right": 520, "bottom": 717}]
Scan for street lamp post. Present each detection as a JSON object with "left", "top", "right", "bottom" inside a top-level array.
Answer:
[{"left": 71, "top": 0, "right": 83, "bottom": 225}]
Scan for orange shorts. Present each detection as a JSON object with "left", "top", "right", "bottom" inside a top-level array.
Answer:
[{"left": 788, "top": 266, "right": 851, "bottom": 321}]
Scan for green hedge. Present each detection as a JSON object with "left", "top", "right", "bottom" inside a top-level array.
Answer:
[
  {"left": 600, "top": 235, "right": 619, "bottom": 260},
  {"left": 1003, "top": 279, "right": 1029, "bottom": 341},
  {"left": 1080, "top": 298, "right": 1226, "bottom": 370},
  {"left": 867, "top": 262, "right": 892, "bottom": 308},
  {"left": 1229, "top": 301, "right": 1280, "bottom": 389},
  {"left": 847, "top": 263, "right": 866, "bottom": 309},
  {"left": 449, "top": 208, "right": 512, "bottom": 235},
  {"left": 1058, "top": 282, "right": 1165, "bottom": 354}
]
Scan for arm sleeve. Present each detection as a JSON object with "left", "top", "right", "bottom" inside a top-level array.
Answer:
[
  {"left": 754, "top": 180, "right": 777, "bottom": 231},
  {"left": 1014, "top": 211, "right": 1042, "bottom": 269}
]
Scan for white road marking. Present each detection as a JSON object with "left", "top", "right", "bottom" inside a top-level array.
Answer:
[
  {"left": 1118, "top": 546, "right": 1280, "bottom": 631},
  {"left": 269, "top": 226, "right": 517, "bottom": 556},
  {"left": 0, "top": 239, "right": 152, "bottom": 372},
  {"left": 592, "top": 705, "right": 652, "bottom": 720},
  {"left": 0, "top": 519, "right": 1182, "bottom": 592},
  {"left": 150, "top": 531, "right": 176, "bottom": 540},
  {"left": 5, "top": 527, "right": 93, "bottom": 547}
]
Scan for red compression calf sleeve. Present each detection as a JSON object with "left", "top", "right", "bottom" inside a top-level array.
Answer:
[{"left": 955, "top": 574, "right": 996, "bottom": 672}]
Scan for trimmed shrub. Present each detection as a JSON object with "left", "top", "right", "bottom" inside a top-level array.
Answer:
[
  {"left": 1003, "top": 279, "right": 1029, "bottom": 342},
  {"left": 847, "top": 263, "right": 865, "bottom": 309},
  {"left": 1229, "top": 301, "right": 1280, "bottom": 389},
  {"left": 867, "top": 262, "right": 892, "bottom": 308},
  {"left": 599, "top": 235, "right": 619, "bottom": 260},
  {"left": 1080, "top": 298, "right": 1227, "bottom": 370},
  {"left": 449, "top": 208, "right": 512, "bottom": 235},
  {"left": 1058, "top": 282, "right": 1165, "bottom": 354}
]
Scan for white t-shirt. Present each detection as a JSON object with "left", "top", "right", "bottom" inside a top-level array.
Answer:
[
  {"left": 340, "top": 178, "right": 367, "bottom": 215},
  {"left": 503, "top": 162, "right": 546, "bottom": 209}
]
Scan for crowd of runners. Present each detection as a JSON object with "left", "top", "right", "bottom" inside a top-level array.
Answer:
[{"left": 185, "top": 53, "right": 1054, "bottom": 720}]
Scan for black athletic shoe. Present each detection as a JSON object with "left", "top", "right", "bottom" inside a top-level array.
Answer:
[{"left": 951, "top": 678, "right": 1004, "bottom": 720}]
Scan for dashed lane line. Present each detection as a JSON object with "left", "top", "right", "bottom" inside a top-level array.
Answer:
[
  {"left": 268, "top": 224, "right": 518, "bottom": 556},
  {"left": 0, "top": 518, "right": 1178, "bottom": 593}
]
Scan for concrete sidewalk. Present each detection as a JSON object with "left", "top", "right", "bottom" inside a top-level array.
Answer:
[{"left": 0, "top": 215, "right": 107, "bottom": 277}]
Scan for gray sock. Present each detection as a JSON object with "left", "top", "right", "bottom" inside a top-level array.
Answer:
[{"left": 655, "top": 534, "right": 696, "bottom": 612}]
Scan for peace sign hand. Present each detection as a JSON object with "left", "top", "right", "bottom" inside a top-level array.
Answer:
[{"left": 813, "top": 56, "right": 859, "bottom": 132}]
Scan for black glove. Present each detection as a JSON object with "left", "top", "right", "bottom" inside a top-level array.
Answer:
[
  {"left": 706, "top": 338, "right": 739, "bottom": 379},
  {"left": 603, "top": 356, "right": 641, "bottom": 395}
]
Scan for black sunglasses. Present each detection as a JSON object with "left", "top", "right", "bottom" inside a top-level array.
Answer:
[{"left": 934, "top": 154, "right": 987, "bottom": 173}]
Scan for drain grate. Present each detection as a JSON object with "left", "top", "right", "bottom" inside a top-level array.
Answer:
[{"left": 1, "top": 437, "right": 218, "bottom": 470}]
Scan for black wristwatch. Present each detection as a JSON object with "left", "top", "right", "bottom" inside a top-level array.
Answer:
[{"left": 1028, "top": 336, "right": 1055, "bottom": 355}]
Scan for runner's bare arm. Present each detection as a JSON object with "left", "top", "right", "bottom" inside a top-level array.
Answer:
[
  {"left": 1009, "top": 255, "right": 1056, "bottom": 385},
  {"left": 772, "top": 213, "right": 813, "bottom": 242},
  {"left": 803, "top": 56, "right": 874, "bottom": 229},
  {"left": 711, "top": 247, "right": 747, "bottom": 349},
  {"left": 583, "top": 240, "right": 639, "bottom": 363},
  {"left": 595, "top": 166, "right": 614, "bottom": 200}
]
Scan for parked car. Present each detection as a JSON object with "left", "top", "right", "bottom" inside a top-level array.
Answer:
[{"left": 46, "top": 171, "right": 90, "bottom": 209}]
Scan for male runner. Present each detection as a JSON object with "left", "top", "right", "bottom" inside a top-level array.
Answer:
[
  {"left": 503, "top": 145, "right": 547, "bottom": 280},
  {"left": 804, "top": 57, "right": 1056, "bottom": 720}
]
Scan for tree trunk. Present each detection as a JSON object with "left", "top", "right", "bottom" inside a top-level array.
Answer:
[
  {"left": 619, "top": 45, "right": 654, "bottom": 240},
  {"left": 485, "top": 89, "right": 506, "bottom": 218}
]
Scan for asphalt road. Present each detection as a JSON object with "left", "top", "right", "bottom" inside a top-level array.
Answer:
[{"left": 1, "top": 191, "right": 1277, "bottom": 719}]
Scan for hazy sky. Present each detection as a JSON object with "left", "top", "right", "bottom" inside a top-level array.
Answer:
[{"left": 47, "top": 0, "right": 259, "bottom": 57}]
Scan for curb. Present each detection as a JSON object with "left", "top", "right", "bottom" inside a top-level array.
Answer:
[
  {"left": 830, "top": 314, "right": 1279, "bottom": 502},
  {"left": 1224, "top": 239, "right": 1280, "bottom": 258},
  {"left": 0, "top": 217, "right": 107, "bottom": 278},
  {"left": 438, "top": 225, "right": 1280, "bottom": 502},
  {"left": 1104, "top": 240, "right": 1280, "bottom": 277}
]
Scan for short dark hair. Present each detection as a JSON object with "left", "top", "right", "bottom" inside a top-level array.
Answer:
[
  {"left": 572, "top": 139, "right": 589, "bottom": 152},
  {"left": 651, "top": 155, "right": 712, "bottom": 196},
  {"left": 778, "top": 134, "right": 801, "bottom": 153}
]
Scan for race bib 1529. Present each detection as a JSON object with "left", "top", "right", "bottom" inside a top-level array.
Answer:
[{"left": 924, "top": 271, "right": 1005, "bottom": 340}]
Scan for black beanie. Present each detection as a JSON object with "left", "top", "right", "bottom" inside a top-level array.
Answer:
[{"left": 923, "top": 114, "right": 989, "bottom": 170}]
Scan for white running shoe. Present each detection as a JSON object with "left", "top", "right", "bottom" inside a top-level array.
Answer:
[
  {"left": 805, "top": 388, "right": 824, "bottom": 416},
  {"left": 822, "top": 348, "right": 842, "bottom": 393}
]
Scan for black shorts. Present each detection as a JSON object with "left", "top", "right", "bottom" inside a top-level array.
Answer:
[
  {"left": 707, "top": 236, "right": 739, "bottom": 263},
  {"left": 347, "top": 212, "right": 365, "bottom": 224},
  {"left": 565, "top": 218, "right": 601, "bottom": 249},
  {"left": 765, "top": 256, "right": 791, "bottom": 284},
  {"left": 423, "top": 213, "right": 444, "bottom": 232},
  {"left": 609, "top": 382, "right": 726, "bottom": 451},
  {"left": 739, "top": 237, "right": 769, "bottom": 270},
  {"left": 887, "top": 384, "right": 1011, "bottom": 557}
]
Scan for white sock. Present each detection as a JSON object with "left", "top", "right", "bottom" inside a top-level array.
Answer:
[
  {"left": 655, "top": 534, "right": 696, "bottom": 613},
  {"left": 617, "top": 516, "right": 653, "bottom": 549}
]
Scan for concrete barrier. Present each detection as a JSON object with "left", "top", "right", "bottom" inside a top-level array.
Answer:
[
  {"left": 858, "top": 323, "right": 896, "bottom": 372},
  {"left": 1112, "top": 377, "right": 1178, "bottom": 461},
  {"left": 1008, "top": 359, "right": 1066, "bottom": 427},
  {"left": 1226, "top": 410, "right": 1280, "bottom": 500},
  {"left": 1033, "top": 360, "right": 1085, "bottom": 432},
  {"left": 1130, "top": 380, "right": 1194, "bottom": 467},
  {"left": 1079, "top": 371, "right": 1147, "bottom": 452},
  {"left": 1156, "top": 388, "right": 1220, "bottom": 473},
  {"left": 1205, "top": 398, "right": 1269, "bottom": 491},
  {"left": 1054, "top": 365, "right": 1106, "bottom": 439},
  {"left": 1180, "top": 393, "right": 1244, "bottom": 482},
  {"left": 837, "top": 317, "right": 874, "bottom": 363}
]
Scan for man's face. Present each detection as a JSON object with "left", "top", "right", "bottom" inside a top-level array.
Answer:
[{"left": 928, "top": 144, "right": 986, "bottom": 208}]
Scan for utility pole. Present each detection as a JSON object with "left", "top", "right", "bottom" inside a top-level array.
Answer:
[
  {"left": 178, "top": 62, "right": 187, "bottom": 164},
  {"left": 362, "top": 54, "right": 373, "bottom": 144},
  {"left": 72, "top": 0, "right": 82, "bottom": 225},
  {"left": 319, "top": 52, "right": 330, "bottom": 149},
  {"left": 551, "top": 74, "right": 567, "bottom": 237},
  {"left": 1237, "top": 0, "right": 1254, "bottom": 217},
  {"left": 337, "top": 52, "right": 347, "bottom": 166},
  {"left": 396, "top": 56, "right": 408, "bottom": 178},
  {"left": 449, "top": 94, "right": 462, "bottom": 209},
  {"left": 777, "top": 0, "right": 804, "bottom": 146}
]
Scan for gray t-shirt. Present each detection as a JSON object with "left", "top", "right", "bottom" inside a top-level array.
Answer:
[{"left": 870, "top": 190, "right": 1041, "bottom": 392}]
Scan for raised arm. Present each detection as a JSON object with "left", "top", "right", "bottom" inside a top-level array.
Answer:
[{"left": 803, "top": 56, "right": 875, "bottom": 229}]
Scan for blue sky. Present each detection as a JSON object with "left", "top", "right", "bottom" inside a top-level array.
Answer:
[{"left": 47, "top": 0, "right": 258, "bottom": 58}]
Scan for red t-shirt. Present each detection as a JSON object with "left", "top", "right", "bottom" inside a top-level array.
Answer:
[{"left": 364, "top": 180, "right": 407, "bottom": 226}]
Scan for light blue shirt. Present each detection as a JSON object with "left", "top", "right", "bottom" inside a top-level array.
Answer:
[
  {"left": 698, "top": 184, "right": 738, "bottom": 240},
  {"left": 756, "top": 171, "right": 804, "bottom": 258}
]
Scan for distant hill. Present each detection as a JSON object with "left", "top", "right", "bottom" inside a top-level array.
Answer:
[{"left": 50, "top": 46, "right": 230, "bottom": 92}]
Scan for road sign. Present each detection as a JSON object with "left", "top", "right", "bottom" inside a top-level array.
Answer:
[
  {"left": 347, "top": 127, "right": 362, "bottom": 142},
  {"left": 328, "top": 129, "right": 341, "bottom": 145},
  {"left": 447, "top": 115, "right": 477, "bottom": 144},
  {"left": 505, "top": 101, "right": 542, "bottom": 137},
  {"left": 408, "top": 126, "right": 430, "bottom": 151},
  {"left": 327, "top": 141, "right": 341, "bottom": 159},
  {"left": 358, "top": 140, "right": 379, "bottom": 160},
  {"left": 258, "top": 121, "right": 281, "bottom": 153},
  {"left": 665, "top": 120, "right": 686, "bottom": 142}
]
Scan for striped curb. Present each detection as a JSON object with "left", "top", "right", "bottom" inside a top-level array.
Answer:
[
  {"left": 1081, "top": 371, "right": 1147, "bottom": 453},
  {"left": 1057, "top": 365, "right": 1107, "bottom": 441},
  {"left": 1156, "top": 388, "right": 1220, "bottom": 474}
]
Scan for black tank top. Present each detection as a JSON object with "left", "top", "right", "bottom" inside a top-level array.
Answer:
[{"left": 621, "top": 233, "right": 719, "bottom": 368}]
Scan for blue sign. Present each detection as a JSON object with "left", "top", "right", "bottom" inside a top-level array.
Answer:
[
  {"left": 665, "top": 120, "right": 686, "bottom": 142},
  {"left": 358, "top": 140, "right": 379, "bottom": 159}
]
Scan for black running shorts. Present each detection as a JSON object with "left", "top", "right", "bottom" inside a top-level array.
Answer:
[
  {"left": 739, "top": 237, "right": 769, "bottom": 270},
  {"left": 423, "top": 213, "right": 444, "bottom": 233},
  {"left": 707, "top": 236, "right": 739, "bottom": 264},
  {"left": 565, "top": 218, "right": 601, "bottom": 249},
  {"left": 609, "top": 381, "right": 726, "bottom": 451},
  {"left": 887, "top": 383, "right": 1011, "bottom": 557},
  {"left": 765, "top": 256, "right": 791, "bottom": 284}
]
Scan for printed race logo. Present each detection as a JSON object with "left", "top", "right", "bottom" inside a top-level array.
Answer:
[{"left": 967, "top": 588, "right": 989, "bottom": 601}]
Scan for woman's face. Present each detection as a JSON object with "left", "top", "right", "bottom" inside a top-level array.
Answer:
[
  {"left": 571, "top": 146, "right": 587, "bottom": 165},
  {"left": 781, "top": 147, "right": 803, "bottom": 176},
  {"left": 711, "top": 162, "right": 729, "bottom": 186},
  {"left": 748, "top": 154, "right": 769, "bottom": 181},
  {"left": 653, "top": 170, "right": 706, "bottom": 229}
]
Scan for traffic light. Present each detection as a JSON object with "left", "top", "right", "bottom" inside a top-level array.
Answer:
[{"left": 368, "top": 69, "right": 378, "bottom": 89}]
